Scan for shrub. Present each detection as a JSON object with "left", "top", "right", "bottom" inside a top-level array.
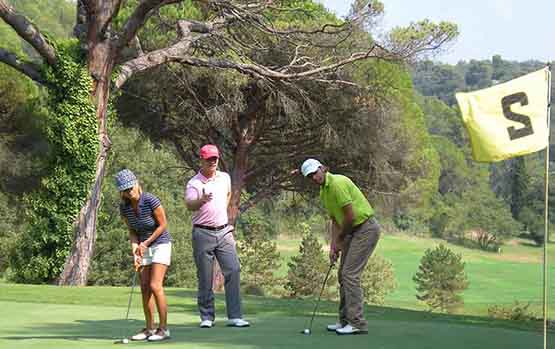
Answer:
[
  {"left": 361, "top": 255, "right": 397, "bottom": 305},
  {"left": 237, "top": 214, "right": 281, "bottom": 296},
  {"left": 284, "top": 223, "right": 335, "bottom": 298},
  {"left": 393, "top": 211, "right": 417, "bottom": 231},
  {"left": 413, "top": 244, "right": 468, "bottom": 313},
  {"left": 488, "top": 301, "right": 536, "bottom": 321}
]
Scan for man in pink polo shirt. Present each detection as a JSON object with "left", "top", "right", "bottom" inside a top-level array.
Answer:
[{"left": 185, "top": 144, "right": 249, "bottom": 329}]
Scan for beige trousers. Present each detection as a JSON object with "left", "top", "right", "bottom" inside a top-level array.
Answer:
[{"left": 338, "top": 217, "right": 381, "bottom": 331}]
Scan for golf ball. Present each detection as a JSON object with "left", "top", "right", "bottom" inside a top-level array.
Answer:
[
  {"left": 304, "top": 329, "right": 310, "bottom": 334},
  {"left": 122, "top": 338, "right": 129, "bottom": 344}
]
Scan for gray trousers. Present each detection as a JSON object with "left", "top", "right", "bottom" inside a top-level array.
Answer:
[
  {"left": 338, "top": 217, "right": 381, "bottom": 331},
  {"left": 192, "top": 227, "right": 242, "bottom": 321}
]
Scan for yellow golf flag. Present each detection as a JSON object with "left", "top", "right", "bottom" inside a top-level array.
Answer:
[{"left": 456, "top": 67, "right": 550, "bottom": 162}]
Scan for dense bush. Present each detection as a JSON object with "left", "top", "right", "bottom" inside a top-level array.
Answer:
[
  {"left": 284, "top": 223, "right": 335, "bottom": 298},
  {"left": 413, "top": 244, "right": 468, "bottom": 313},
  {"left": 361, "top": 255, "right": 397, "bottom": 305},
  {"left": 488, "top": 301, "right": 536, "bottom": 321},
  {"left": 237, "top": 214, "right": 281, "bottom": 296}
]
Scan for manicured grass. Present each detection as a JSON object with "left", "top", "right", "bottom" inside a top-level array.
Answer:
[{"left": 0, "top": 283, "right": 550, "bottom": 349}]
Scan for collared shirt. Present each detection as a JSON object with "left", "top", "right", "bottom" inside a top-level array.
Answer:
[
  {"left": 185, "top": 170, "right": 230, "bottom": 226},
  {"left": 319, "top": 172, "right": 374, "bottom": 227},
  {"left": 120, "top": 192, "right": 172, "bottom": 246}
]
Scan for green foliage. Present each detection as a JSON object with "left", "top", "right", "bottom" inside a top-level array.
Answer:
[
  {"left": 237, "top": 214, "right": 281, "bottom": 296},
  {"left": 445, "top": 182, "right": 521, "bottom": 250},
  {"left": 412, "top": 62, "right": 464, "bottom": 106},
  {"left": 236, "top": 196, "right": 281, "bottom": 239},
  {"left": 488, "top": 301, "right": 536, "bottom": 322},
  {"left": 393, "top": 212, "right": 417, "bottom": 231},
  {"left": 114, "top": 0, "right": 202, "bottom": 49},
  {"left": 389, "top": 19, "right": 458, "bottom": 53},
  {"left": 412, "top": 56, "right": 545, "bottom": 104},
  {"left": 0, "top": 192, "right": 19, "bottom": 275},
  {"left": 346, "top": 60, "right": 441, "bottom": 220},
  {"left": 360, "top": 254, "right": 397, "bottom": 305},
  {"left": 284, "top": 223, "right": 335, "bottom": 298},
  {"left": 7, "top": 0, "right": 74, "bottom": 40},
  {"left": 8, "top": 39, "right": 98, "bottom": 283},
  {"left": 413, "top": 244, "right": 468, "bottom": 313},
  {"left": 464, "top": 60, "right": 493, "bottom": 88}
]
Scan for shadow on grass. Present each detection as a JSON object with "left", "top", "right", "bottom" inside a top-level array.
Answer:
[
  {"left": 1, "top": 310, "right": 547, "bottom": 349},
  {"left": 518, "top": 241, "right": 542, "bottom": 248},
  {"left": 165, "top": 288, "right": 547, "bottom": 334}
]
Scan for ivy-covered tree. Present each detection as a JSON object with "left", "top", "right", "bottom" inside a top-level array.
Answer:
[{"left": 413, "top": 244, "right": 469, "bottom": 313}]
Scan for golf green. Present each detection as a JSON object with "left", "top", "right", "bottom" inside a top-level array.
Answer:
[{"left": 0, "top": 285, "right": 549, "bottom": 349}]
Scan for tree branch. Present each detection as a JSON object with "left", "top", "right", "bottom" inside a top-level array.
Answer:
[
  {"left": 116, "top": 0, "right": 182, "bottom": 51},
  {"left": 115, "top": 20, "right": 214, "bottom": 88},
  {"left": 0, "top": 0, "right": 57, "bottom": 66},
  {"left": 178, "top": 44, "right": 391, "bottom": 82},
  {"left": 0, "top": 47, "right": 46, "bottom": 84}
]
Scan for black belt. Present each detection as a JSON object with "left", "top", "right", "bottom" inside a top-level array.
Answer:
[
  {"left": 194, "top": 223, "right": 228, "bottom": 231},
  {"left": 353, "top": 216, "right": 376, "bottom": 231}
]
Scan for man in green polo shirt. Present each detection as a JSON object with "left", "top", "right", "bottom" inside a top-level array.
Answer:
[{"left": 301, "top": 158, "right": 381, "bottom": 335}]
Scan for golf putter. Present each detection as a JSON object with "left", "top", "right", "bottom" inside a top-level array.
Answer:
[
  {"left": 114, "top": 268, "right": 140, "bottom": 344},
  {"left": 302, "top": 262, "right": 335, "bottom": 335}
]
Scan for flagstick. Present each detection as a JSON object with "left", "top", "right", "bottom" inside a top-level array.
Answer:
[{"left": 544, "top": 62, "right": 552, "bottom": 349}]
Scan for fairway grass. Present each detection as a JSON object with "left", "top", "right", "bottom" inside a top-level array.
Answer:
[{"left": 277, "top": 233, "right": 555, "bottom": 315}]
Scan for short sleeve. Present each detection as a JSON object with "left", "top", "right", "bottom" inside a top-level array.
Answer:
[
  {"left": 185, "top": 181, "right": 200, "bottom": 202},
  {"left": 145, "top": 193, "right": 161, "bottom": 210},
  {"left": 332, "top": 177, "right": 352, "bottom": 208}
]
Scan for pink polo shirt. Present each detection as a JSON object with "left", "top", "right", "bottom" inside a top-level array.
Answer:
[{"left": 185, "top": 170, "right": 231, "bottom": 226}]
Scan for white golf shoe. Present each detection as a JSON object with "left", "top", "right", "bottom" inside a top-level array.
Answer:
[
  {"left": 200, "top": 319, "right": 214, "bottom": 328},
  {"left": 148, "top": 328, "right": 170, "bottom": 341},
  {"left": 130, "top": 328, "right": 155, "bottom": 341},
  {"left": 227, "top": 318, "right": 250, "bottom": 327},
  {"left": 335, "top": 324, "right": 368, "bottom": 335}
]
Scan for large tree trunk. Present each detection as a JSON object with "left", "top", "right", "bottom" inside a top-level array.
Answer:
[
  {"left": 58, "top": 144, "right": 109, "bottom": 285},
  {"left": 58, "top": 1, "right": 116, "bottom": 285},
  {"left": 228, "top": 142, "right": 249, "bottom": 226}
]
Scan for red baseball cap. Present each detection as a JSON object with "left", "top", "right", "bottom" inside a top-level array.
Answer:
[{"left": 199, "top": 144, "right": 220, "bottom": 159}]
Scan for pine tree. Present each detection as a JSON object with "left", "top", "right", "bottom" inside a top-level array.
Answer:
[
  {"left": 284, "top": 223, "right": 335, "bottom": 298},
  {"left": 237, "top": 214, "right": 281, "bottom": 296},
  {"left": 413, "top": 244, "right": 468, "bottom": 313}
]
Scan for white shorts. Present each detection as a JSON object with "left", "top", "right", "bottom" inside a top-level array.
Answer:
[{"left": 141, "top": 242, "right": 172, "bottom": 266}]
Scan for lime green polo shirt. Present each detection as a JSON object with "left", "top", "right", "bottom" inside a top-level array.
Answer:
[{"left": 319, "top": 172, "right": 374, "bottom": 227}]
